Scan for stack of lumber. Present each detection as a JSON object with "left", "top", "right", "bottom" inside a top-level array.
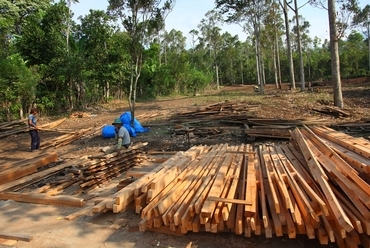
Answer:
[
  {"left": 171, "top": 101, "right": 261, "bottom": 122},
  {"left": 170, "top": 101, "right": 326, "bottom": 139},
  {"left": 312, "top": 106, "right": 351, "bottom": 118},
  {"left": 91, "top": 126, "right": 370, "bottom": 247},
  {"left": 0, "top": 118, "right": 66, "bottom": 139},
  {"left": 77, "top": 144, "right": 146, "bottom": 192},
  {"left": 41, "top": 124, "right": 104, "bottom": 149},
  {"left": 0, "top": 144, "right": 147, "bottom": 207},
  {"left": 0, "top": 119, "right": 28, "bottom": 139},
  {"left": 335, "top": 121, "right": 370, "bottom": 134},
  {"left": 36, "top": 143, "right": 147, "bottom": 196},
  {"left": 244, "top": 124, "right": 292, "bottom": 139},
  {"left": 0, "top": 153, "right": 58, "bottom": 185},
  {"left": 89, "top": 146, "right": 203, "bottom": 215}
]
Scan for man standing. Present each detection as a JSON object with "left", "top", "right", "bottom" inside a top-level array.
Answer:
[
  {"left": 28, "top": 108, "right": 40, "bottom": 152},
  {"left": 104, "top": 118, "right": 131, "bottom": 154}
]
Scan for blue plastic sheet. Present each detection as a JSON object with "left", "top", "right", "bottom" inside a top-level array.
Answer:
[
  {"left": 120, "top": 111, "right": 150, "bottom": 137},
  {"left": 101, "top": 125, "right": 116, "bottom": 138}
]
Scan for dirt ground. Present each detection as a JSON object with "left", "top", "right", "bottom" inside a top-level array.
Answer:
[{"left": 1, "top": 78, "right": 369, "bottom": 248}]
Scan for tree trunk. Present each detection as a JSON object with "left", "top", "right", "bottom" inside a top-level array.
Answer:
[
  {"left": 240, "top": 60, "right": 244, "bottom": 85},
  {"left": 367, "top": 15, "right": 370, "bottom": 71},
  {"left": 256, "top": 29, "right": 264, "bottom": 94},
  {"left": 215, "top": 64, "right": 220, "bottom": 89},
  {"left": 328, "top": 0, "right": 343, "bottom": 108},
  {"left": 294, "top": 0, "right": 305, "bottom": 91},
  {"left": 273, "top": 43, "right": 279, "bottom": 89},
  {"left": 282, "top": 0, "right": 295, "bottom": 90},
  {"left": 255, "top": 44, "right": 261, "bottom": 87},
  {"left": 276, "top": 28, "right": 282, "bottom": 89}
]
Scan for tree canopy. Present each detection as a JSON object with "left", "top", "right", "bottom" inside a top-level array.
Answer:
[{"left": 0, "top": 0, "right": 369, "bottom": 120}]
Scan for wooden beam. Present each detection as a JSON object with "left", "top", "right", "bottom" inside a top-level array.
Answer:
[
  {"left": 291, "top": 128, "right": 354, "bottom": 233},
  {"left": 0, "top": 192, "right": 84, "bottom": 207},
  {"left": 0, "top": 232, "right": 32, "bottom": 242}
]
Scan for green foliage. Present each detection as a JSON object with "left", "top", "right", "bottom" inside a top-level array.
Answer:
[
  {"left": 0, "top": 0, "right": 369, "bottom": 120},
  {"left": 187, "top": 69, "right": 212, "bottom": 94}
]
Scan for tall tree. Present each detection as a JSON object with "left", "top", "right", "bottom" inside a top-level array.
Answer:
[
  {"left": 198, "top": 10, "right": 223, "bottom": 90},
  {"left": 310, "top": 0, "right": 360, "bottom": 108},
  {"left": 292, "top": 0, "right": 306, "bottom": 91},
  {"left": 108, "top": 0, "right": 175, "bottom": 125},
  {"left": 215, "top": 0, "right": 271, "bottom": 94},
  {"left": 66, "top": 0, "right": 79, "bottom": 53},
  {"left": 77, "top": 10, "right": 116, "bottom": 104},
  {"left": 353, "top": 4, "right": 370, "bottom": 71},
  {"left": 279, "top": 0, "right": 296, "bottom": 90}
]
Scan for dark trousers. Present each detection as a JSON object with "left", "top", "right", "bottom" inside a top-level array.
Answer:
[{"left": 29, "top": 130, "right": 40, "bottom": 151}]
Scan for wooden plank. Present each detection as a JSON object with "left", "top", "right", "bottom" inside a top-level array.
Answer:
[
  {"left": 0, "top": 157, "right": 88, "bottom": 192},
  {"left": 291, "top": 128, "right": 354, "bottom": 233},
  {"left": 234, "top": 170, "right": 245, "bottom": 235},
  {"left": 0, "top": 152, "right": 58, "bottom": 185},
  {"left": 312, "top": 126, "right": 370, "bottom": 159},
  {"left": 194, "top": 146, "right": 228, "bottom": 214},
  {"left": 275, "top": 146, "right": 325, "bottom": 220},
  {"left": 303, "top": 128, "right": 370, "bottom": 196},
  {"left": 206, "top": 197, "right": 252, "bottom": 205},
  {"left": 222, "top": 144, "right": 245, "bottom": 221},
  {"left": 157, "top": 146, "right": 216, "bottom": 225},
  {"left": 116, "top": 147, "right": 202, "bottom": 207},
  {"left": 213, "top": 146, "right": 239, "bottom": 223},
  {"left": 0, "top": 233, "right": 32, "bottom": 242},
  {"left": 264, "top": 178, "right": 283, "bottom": 236},
  {"left": 269, "top": 147, "right": 292, "bottom": 212},
  {"left": 64, "top": 206, "right": 93, "bottom": 220},
  {"left": 181, "top": 176, "right": 212, "bottom": 229},
  {"left": 261, "top": 150, "right": 280, "bottom": 213},
  {"left": 255, "top": 147, "right": 269, "bottom": 236},
  {"left": 244, "top": 145, "right": 257, "bottom": 216},
  {"left": 309, "top": 141, "right": 370, "bottom": 208},
  {"left": 202, "top": 145, "right": 234, "bottom": 218},
  {"left": 0, "top": 192, "right": 84, "bottom": 207}
]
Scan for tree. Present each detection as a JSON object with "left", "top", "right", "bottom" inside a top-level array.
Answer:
[
  {"left": 108, "top": 0, "right": 175, "bottom": 125},
  {"left": 310, "top": 0, "right": 360, "bottom": 108},
  {"left": 17, "top": 1, "right": 71, "bottom": 112},
  {"left": 340, "top": 31, "right": 366, "bottom": 77},
  {"left": 279, "top": 0, "right": 296, "bottom": 90},
  {"left": 66, "top": 0, "right": 79, "bottom": 53},
  {"left": 215, "top": 0, "right": 272, "bottom": 94},
  {"left": 353, "top": 4, "right": 370, "bottom": 71},
  {"left": 198, "top": 10, "right": 223, "bottom": 90},
  {"left": 77, "top": 10, "right": 117, "bottom": 105}
]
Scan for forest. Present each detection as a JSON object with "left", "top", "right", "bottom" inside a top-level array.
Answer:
[{"left": 0, "top": 0, "right": 369, "bottom": 121}]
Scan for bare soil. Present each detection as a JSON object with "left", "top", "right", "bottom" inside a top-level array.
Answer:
[{"left": 1, "top": 78, "right": 369, "bottom": 248}]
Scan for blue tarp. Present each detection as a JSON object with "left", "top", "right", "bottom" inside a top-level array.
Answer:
[
  {"left": 101, "top": 125, "right": 116, "bottom": 138},
  {"left": 120, "top": 111, "right": 150, "bottom": 137}
]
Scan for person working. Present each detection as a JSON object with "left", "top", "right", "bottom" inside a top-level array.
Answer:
[
  {"left": 28, "top": 108, "right": 40, "bottom": 152},
  {"left": 105, "top": 118, "right": 131, "bottom": 154}
]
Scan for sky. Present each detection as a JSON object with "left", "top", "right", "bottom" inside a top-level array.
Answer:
[{"left": 70, "top": 0, "right": 366, "bottom": 46}]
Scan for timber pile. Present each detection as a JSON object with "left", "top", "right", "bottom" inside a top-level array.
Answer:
[
  {"left": 41, "top": 124, "right": 104, "bottom": 149},
  {"left": 312, "top": 106, "right": 351, "bottom": 118},
  {"left": 170, "top": 101, "right": 326, "bottom": 139},
  {"left": 0, "top": 143, "right": 146, "bottom": 207},
  {"left": 0, "top": 152, "right": 58, "bottom": 185},
  {"left": 36, "top": 143, "right": 147, "bottom": 196},
  {"left": 0, "top": 118, "right": 66, "bottom": 139},
  {"left": 0, "top": 119, "right": 28, "bottom": 139},
  {"left": 92, "top": 126, "right": 370, "bottom": 247},
  {"left": 335, "top": 121, "right": 370, "bottom": 134}
]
